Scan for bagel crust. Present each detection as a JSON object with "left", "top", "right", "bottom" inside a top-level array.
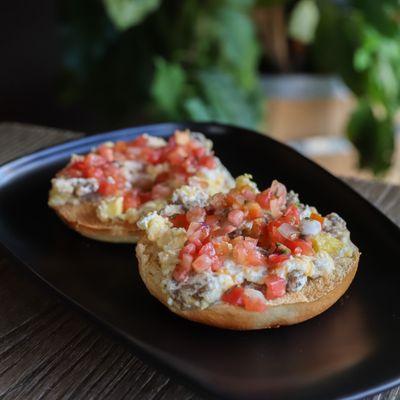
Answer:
[
  {"left": 54, "top": 201, "right": 141, "bottom": 243},
  {"left": 136, "top": 240, "right": 359, "bottom": 330}
]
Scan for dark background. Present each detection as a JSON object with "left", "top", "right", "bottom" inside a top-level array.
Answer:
[{"left": 0, "top": 1, "right": 102, "bottom": 133}]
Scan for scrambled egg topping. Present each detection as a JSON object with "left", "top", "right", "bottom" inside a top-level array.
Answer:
[{"left": 137, "top": 206, "right": 356, "bottom": 311}]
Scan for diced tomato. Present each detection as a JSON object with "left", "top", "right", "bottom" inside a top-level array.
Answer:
[
  {"left": 267, "top": 253, "right": 290, "bottom": 265},
  {"left": 283, "top": 204, "right": 300, "bottom": 226},
  {"left": 98, "top": 180, "right": 118, "bottom": 196},
  {"left": 187, "top": 223, "right": 211, "bottom": 246},
  {"left": 245, "top": 201, "right": 263, "bottom": 219},
  {"left": 192, "top": 254, "right": 213, "bottom": 272},
  {"left": 187, "top": 207, "right": 206, "bottom": 223},
  {"left": 221, "top": 286, "right": 244, "bottom": 306},
  {"left": 151, "top": 183, "right": 171, "bottom": 199},
  {"left": 193, "top": 146, "right": 206, "bottom": 159},
  {"left": 198, "top": 242, "right": 216, "bottom": 257},
  {"left": 256, "top": 189, "right": 272, "bottom": 209},
  {"left": 173, "top": 253, "right": 192, "bottom": 281},
  {"left": 139, "top": 191, "right": 152, "bottom": 203},
  {"left": 85, "top": 153, "right": 106, "bottom": 167},
  {"left": 266, "top": 220, "right": 286, "bottom": 248},
  {"left": 220, "top": 222, "right": 237, "bottom": 235},
  {"left": 285, "top": 239, "right": 314, "bottom": 256},
  {"left": 64, "top": 167, "right": 82, "bottom": 178},
  {"left": 232, "top": 237, "right": 265, "bottom": 266},
  {"left": 145, "top": 148, "right": 162, "bottom": 164},
  {"left": 167, "top": 147, "right": 187, "bottom": 165},
  {"left": 171, "top": 214, "right": 189, "bottom": 229},
  {"left": 123, "top": 191, "right": 141, "bottom": 211},
  {"left": 85, "top": 166, "right": 104, "bottom": 180},
  {"left": 130, "top": 135, "right": 148, "bottom": 147},
  {"left": 242, "top": 288, "right": 267, "bottom": 312},
  {"left": 264, "top": 275, "right": 286, "bottom": 300},
  {"left": 97, "top": 145, "right": 114, "bottom": 162},
  {"left": 227, "top": 210, "right": 244, "bottom": 227},
  {"left": 213, "top": 240, "right": 231, "bottom": 258},
  {"left": 249, "top": 219, "right": 265, "bottom": 239},
  {"left": 114, "top": 140, "right": 128, "bottom": 153},
  {"left": 210, "top": 256, "right": 222, "bottom": 271},
  {"left": 199, "top": 155, "right": 216, "bottom": 169},
  {"left": 205, "top": 214, "right": 219, "bottom": 227},
  {"left": 155, "top": 172, "right": 170, "bottom": 183},
  {"left": 310, "top": 212, "right": 324, "bottom": 224}
]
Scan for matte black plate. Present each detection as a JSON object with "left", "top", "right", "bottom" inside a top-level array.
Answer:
[{"left": 0, "top": 122, "right": 399, "bottom": 400}]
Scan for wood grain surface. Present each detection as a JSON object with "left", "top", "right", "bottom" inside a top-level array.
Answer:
[{"left": 0, "top": 123, "right": 398, "bottom": 400}]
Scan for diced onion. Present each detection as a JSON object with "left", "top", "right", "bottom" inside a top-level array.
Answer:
[
  {"left": 300, "top": 219, "right": 321, "bottom": 236},
  {"left": 278, "top": 223, "right": 299, "bottom": 240}
]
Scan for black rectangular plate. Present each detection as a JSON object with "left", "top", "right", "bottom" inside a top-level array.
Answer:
[{"left": 0, "top": 122, "right": 399, "bottom": 400}]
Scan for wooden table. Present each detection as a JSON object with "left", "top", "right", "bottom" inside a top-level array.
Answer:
[{"left": 0, "top": 123, "right": 399, "bottom": 400}]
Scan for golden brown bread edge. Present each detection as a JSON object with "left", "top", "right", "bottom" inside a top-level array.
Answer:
[
  {"left": 52, "top": 202, "right": 140, "bottom": 243},
  {"left": 136, "top": 240, "right": 360, "bottom": 330}
]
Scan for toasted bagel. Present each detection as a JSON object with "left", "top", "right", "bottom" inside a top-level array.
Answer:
[
  {"left": 135, "top": 174, "right": 360, "bottom": 330},
  {"left": 137, "top": 240, "right": 359, "bottom": 330},
  {"left": 48, "top": 130, "right": 234, "bottom": 243}
]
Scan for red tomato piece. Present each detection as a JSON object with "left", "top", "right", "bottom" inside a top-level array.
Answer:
[
  {"left": 187, "top": 207, "right": 206, "bottom": 223},
  {"left": 267, "top": 253, "right": 290, "bottom": 265},
  {"left": 114, "top": 140, "right": 128, "bottom": 153},
  {"left": 256, "top": 189, "right": 272, "bottom": 209},
  {"left": 123, "top": 191, "right": 141, "bottom": 211},
  {"left": 221, "top": 286, "right": 244, "bottom": 306},
  {"left": 173, "top": 253, "right": 192, "bottom": 281},
  {"left": 198, "top": 242, "right": 216, "bottom": 257},
  {"left": 188, "top": 224, "right": 211, "bottom": 245},
  {"left": 98, "top": 180, "right": 118, "bottom": 196},
  {"left": 138, "top": 191, "right": 152, "bottom": 203},
  {"left": 285, "top": 239, "right": 314, "bottom": 256},
  {"left": 227, "top": 209, "right": 245, "bottom": 227},
  {"left": 283, "top": 204, "right": 300, "bottom": 226},
  {"left": 193, "top": 146, "right": 206, "bottom": 159},
  {"left": 151, "top": 183, "right": 171, "bottom": 199},
  {"left": 241, "top": 187, "right": 256, "bottom": 201},
  {"left": 171, "top": 214, "right": 189, "bottom": 229},
  {"left": 265, "top": 275, "right": 287, "bottom": 300},
  {"left": 199, "top": 155, "right": 216, "bottom": 169},
  {"left": 245, "top": 201, "right": 263, "bottom": 220},
  {"left": 130, "top": 135, "right": 148, "bottom": 147},
  {"left": 97, "top": 145, "right": 114, "bottom": 162},
  {"left": 192, "top": 254, "right": 213, "bottom": 272},
  {"left": 242, "top": 288, "right": 267, "bottom": 312},
  {"left": 213, "top": 240, "right": 231, "bottom": 258},
  {"left": 85, "top": 166, "right": 104, "bottom": 180},
  {"left": 205, "top": 214, "right": 219, "bottom": 227}
]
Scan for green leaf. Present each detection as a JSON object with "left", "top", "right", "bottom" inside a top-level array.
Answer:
[
  {"left": 183, "top": 98, "right": 213, "bottom": 121},
  {"left": 103, "top": 0, "right": 161, "bottom": 31},
  {"left": 347, "top": 100, "right": 395, "bottom": 174},
  {"left": 150, "top": 58, "right": 187, "bottom": 119},
  {"left": 187, "top": 69, "right": 262, "bottom": 129},
  {"left": 213, "top": 6, "right": 260, "bottom": 90},
  {"left": 288, "top": 0, "right": 319, "bottom": 44}
]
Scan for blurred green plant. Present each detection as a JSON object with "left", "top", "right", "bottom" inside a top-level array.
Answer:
[
  {"left": 59, "top": 0, "right": 263, "bottom": 130},
  {"left": 289, "top": 0, "right": 400, "bottom": 174}
]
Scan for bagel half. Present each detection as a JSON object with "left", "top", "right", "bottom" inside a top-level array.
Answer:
[
  {"left": 48, "top": 130, "right": 234, "bottom": 243},
  {"left": 135, "top": 175, "right": 360, "bottom": 330},
  {"left": 137, "top": 241, "right": 359, "bottom": 330}
]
